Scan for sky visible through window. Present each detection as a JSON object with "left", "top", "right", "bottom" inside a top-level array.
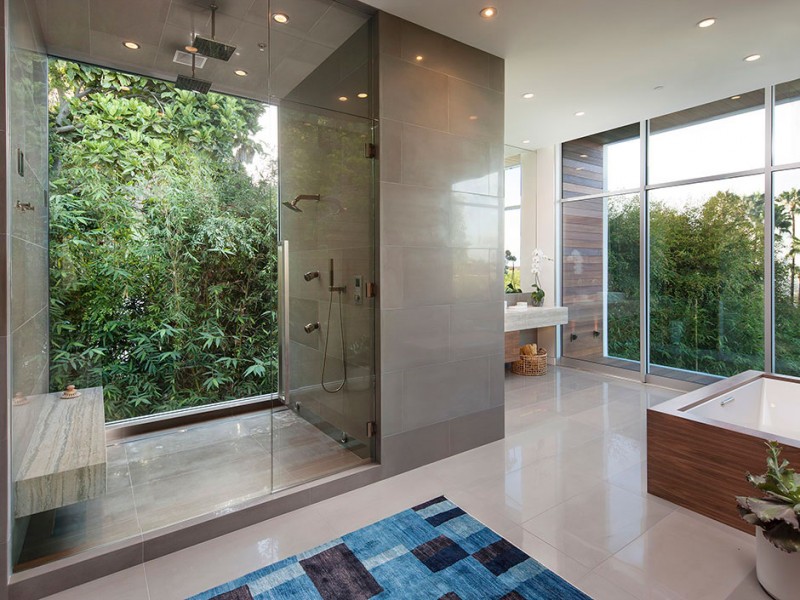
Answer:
[{"left": 605, "top": 97, "right": 800, "bottom": 207}]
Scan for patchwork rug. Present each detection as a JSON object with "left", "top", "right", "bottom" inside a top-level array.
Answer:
[{"left": 189, "top": 496, "right": 591, "bottom": 599}]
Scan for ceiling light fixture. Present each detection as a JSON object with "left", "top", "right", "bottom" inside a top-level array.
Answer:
[
  {"left": 522, "top": 139, "right": 530, "bottom": 144},
  {"left": 468, "top": 115, "right": 478, "bottom": 121},
  {"left": 272, "top": 13, "right": 289, "bottom": 24},
  {"left": 731, "top": 95, "right": 742, "bottom": 100},
  {"left": 697, "top": 18, "right": 716, "bottom": 28},
  {"left": 185, "top": 45, "right": 198, "bottom": 53},
  {"left": 480, "top": 7, "right": 497, "bottom": 19},
  {"left": 522, "top": 92, "right": 534, "bottom": 99},
  {"left": 744, "top": 54, "right": 761, "bottom": 62},
  {"left": 579, "top": 154, "right": 588, "bottom": 158},
  {"left": 357, "top": 92, "right": 368, "bottom": 99},
  {"left": 415, "top": 55, "right": 424, "bottom": 61},
  {"left": 338, "top": 96, "right": 348, "bottom": 102},
  {"left": 575, "top": 111, "right": 585, "bottom": 117},
  {"left": 234, "top": 69, "right": 248, "bottom": 77},
  {"left": 123, "top": 41, "right": 140, "bottom": 50}
]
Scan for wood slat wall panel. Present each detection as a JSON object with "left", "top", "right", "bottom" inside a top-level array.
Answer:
[{"left": 648, "top": 410, "right": 800, "bottom": 534}]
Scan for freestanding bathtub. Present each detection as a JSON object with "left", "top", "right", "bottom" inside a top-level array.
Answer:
[{"left": 647, "top": 371, "right": 800, "bottom": 534}]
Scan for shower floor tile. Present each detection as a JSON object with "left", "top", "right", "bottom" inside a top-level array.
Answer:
[{"left": 17, "top": 408, "right": 366, "bottom": 569}]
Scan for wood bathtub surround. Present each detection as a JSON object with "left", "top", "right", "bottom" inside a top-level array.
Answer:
[{"left": 647, "top": 371, "right": 800, "bottom": 535}]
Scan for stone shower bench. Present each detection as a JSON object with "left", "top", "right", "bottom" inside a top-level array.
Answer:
[{"left": 14, "top": 386, "right": 106, "bottom": 518}]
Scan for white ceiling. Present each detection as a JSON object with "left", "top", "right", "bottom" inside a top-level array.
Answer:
[{"left": 359, "top": 0, "right": 800, "bottom": 150}]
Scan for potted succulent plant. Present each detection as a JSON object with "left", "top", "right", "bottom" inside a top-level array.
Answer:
[{"left": 737, "top": 441, "right": 800, "bottom": 600}]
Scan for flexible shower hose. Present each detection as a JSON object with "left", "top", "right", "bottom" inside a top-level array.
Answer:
[{"left": 321, "top": 289, "right": 347, "bottom": 393}]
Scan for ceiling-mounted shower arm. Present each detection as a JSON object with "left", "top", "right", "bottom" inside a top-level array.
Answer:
[{"left": 210, "top": 3, "right": 217, "bottom": 40}]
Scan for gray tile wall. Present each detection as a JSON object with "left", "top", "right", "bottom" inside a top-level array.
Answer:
[
  {"left": 376, "top": 13, "right": 505, "bottom": 474},
  {"left": 6, "top": 0, "right": 49, "bottom": 572}
]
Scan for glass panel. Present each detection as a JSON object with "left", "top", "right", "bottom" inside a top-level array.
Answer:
[
  {"left": 649, "top": 176, "right": 764, "bottom": 380},
  {"left": 649, "top": 90, "right": 765, "bottom": 184},
  {"left": 773, "top": 169, "right": 800, "bottom": 376},
  {"left": 504, "top": 209, "right": 521, "bottom": 266},
  {"left": 273, "top": 8, "right": 374, "bottom": 493},
  {"left": 505, "top": 164, "right": 521, "bottom": 207},
  {"left": 774, "top": 78, "right": 800, "bottom": 166},
  {"left": 561, "top": 194, "right": 640, "bottom": 370},
  {"left": 562, "top": 123, "right": 639, "bottom": 199}
]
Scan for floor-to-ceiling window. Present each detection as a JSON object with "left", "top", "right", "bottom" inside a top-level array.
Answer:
[
  {"left": 560, "top": 77, "right": 800, "bottom": 383},
  {"left": 561, "top": 124, "right": 640, "bottom": 371}
]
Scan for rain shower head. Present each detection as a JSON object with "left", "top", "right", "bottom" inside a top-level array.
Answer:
[
  {"left": 282, "top": 194, "right": 321, "bottom": 213},
  {"left": 175, "top": 50, "right": 211, "bottom": 94},
  {"left": 175, "top": 74, "right": 212, "bottom": 94},
  {"left": 193, "top": 4, "right": 236, "bottom": 61}
]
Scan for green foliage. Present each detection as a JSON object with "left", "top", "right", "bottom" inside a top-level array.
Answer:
[
  {"left": 48, "top": 59, "right": 278, "bottom": 421},
  {"left": 607, "top": 190, "right": 767, "bottom": 376},
  {"left": 504, "top": 250, "right": 522, "bottom": 293},
  {"left": 737, "top": 442, "right": 800, "bottom": 553}
]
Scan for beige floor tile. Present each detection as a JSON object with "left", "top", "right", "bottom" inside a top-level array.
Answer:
[
  {"left": 522, "top": 483, "right": 676, "bottom": 569},
  {"left": 593, "top": 510, "right": 758, "bottom": 599}
]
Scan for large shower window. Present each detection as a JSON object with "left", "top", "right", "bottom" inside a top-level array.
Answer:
[{"left": 561, "top": 77, "right": 800, "bottom": 383}]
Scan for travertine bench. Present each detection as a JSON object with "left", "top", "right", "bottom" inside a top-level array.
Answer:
[{"left": 14, "top": 386, "right": 107, "bottom": 518}]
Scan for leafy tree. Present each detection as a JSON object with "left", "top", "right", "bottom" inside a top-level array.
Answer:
[{"left": 48, "top": 59, "right": 279, "bottom": 420}]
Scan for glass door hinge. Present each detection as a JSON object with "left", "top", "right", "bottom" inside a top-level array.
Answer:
[
  {"left": 366, "top": 421, "right": 377, "bottom": 438},
  {"left": 364, "top": 143, "right": 377, "bottom": 159}
]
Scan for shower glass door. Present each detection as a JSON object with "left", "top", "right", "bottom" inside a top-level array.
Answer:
[{"left": 271, "top": 4, "right": 376, "bottom": 492}]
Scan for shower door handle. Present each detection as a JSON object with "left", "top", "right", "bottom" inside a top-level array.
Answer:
[{"left": 278, "top": 240, "right": 291, "bottom": 407}]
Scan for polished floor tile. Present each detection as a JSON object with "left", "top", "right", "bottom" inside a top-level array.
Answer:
[
  {"left": 44, "top": 366, "right": 766, "bottom": 600},
  {"left": 23, "top": 407, "right": 363, "bottom": 568}
]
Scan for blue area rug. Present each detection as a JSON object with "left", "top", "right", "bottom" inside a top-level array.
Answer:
[{"left": 189, "top": 496, "right": 592, "bottom": 599}]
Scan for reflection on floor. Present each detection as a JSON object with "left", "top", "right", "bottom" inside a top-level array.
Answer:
[
  {"left": 46, "top": 366, "right": 768, "bottom": 600},
  {"left": 19, "top": 409, "right": 367, "bottom": 569}
]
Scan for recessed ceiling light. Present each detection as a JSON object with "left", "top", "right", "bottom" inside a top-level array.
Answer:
[
  {"left": 272, "top": 13, "right": 289, "bottom": 24},
  {"left": 576, "top": 167, "right": 584, "bottom": 171},
  {"left": 697, "top": 18, "right": 716, "bottom": 28},
  {"left": 338, "top": 96, "right": 348, "bottom": 102},
  {"left": 575, "top": 111, "right": 585, "bottom": 117},
  {"left": 123, "top": 41, "right": 140, "bottom": 50},
  {"left": 357, "top": 92, "right": 368, "bottom": 99},
  {"left": 522, "top": 92, "right": 534, "bottom": 99},
  {"left": 234, "top": 69, "right": 248, "bottom": 77},
  {"left": 185, "top": 45, "right": 198, "bottom": 53},
  {"left": 522, "top": 139, "right": 530, "bottom": 144},
  {"left": 731, "top": 95, "right": 742, "bottom": 100},
  {"left": 744, "top": 54, "right": 761, "bottom": 62},
  {"left": 468, "top": 115, "right": 478, "bottom": 121},
  {"left": 579, "top": 154, "right": 588, "bottom": 158},
  {"left": 415, "top": 55, "right": 424, "bottom": 61},
  {"left": 480, "top": 6, "right": 497, "bottom": 19}
]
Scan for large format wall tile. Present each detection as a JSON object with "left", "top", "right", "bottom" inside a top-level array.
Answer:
[
  {"left": 381, "top": 306, "right": 450, "bottom": 371},
  {"left": 378, "top": 13, "right": 504, "bottom": 458}
]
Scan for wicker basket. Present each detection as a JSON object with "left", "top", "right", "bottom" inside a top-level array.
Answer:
[{"left": 511, "top": 349, "right": 548, "bottom": 376}]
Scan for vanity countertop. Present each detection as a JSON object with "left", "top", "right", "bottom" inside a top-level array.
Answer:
[{"left": 504, "top": 306, "right": 568, "bottom": 332}]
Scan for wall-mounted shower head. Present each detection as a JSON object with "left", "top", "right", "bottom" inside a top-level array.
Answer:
[
  {"left": 193, "top": 4, "right": 236, "bottom": 61},
  {"left": 304, "top": 271, "right": 320, "bottom": 281},
  {"left": 282, "top": 194, "right": 321, "bottom": 213}
]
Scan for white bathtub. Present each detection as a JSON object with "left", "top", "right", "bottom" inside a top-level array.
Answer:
[{"left": 687, "top": 377, "right": 800, "bottom": 440}]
